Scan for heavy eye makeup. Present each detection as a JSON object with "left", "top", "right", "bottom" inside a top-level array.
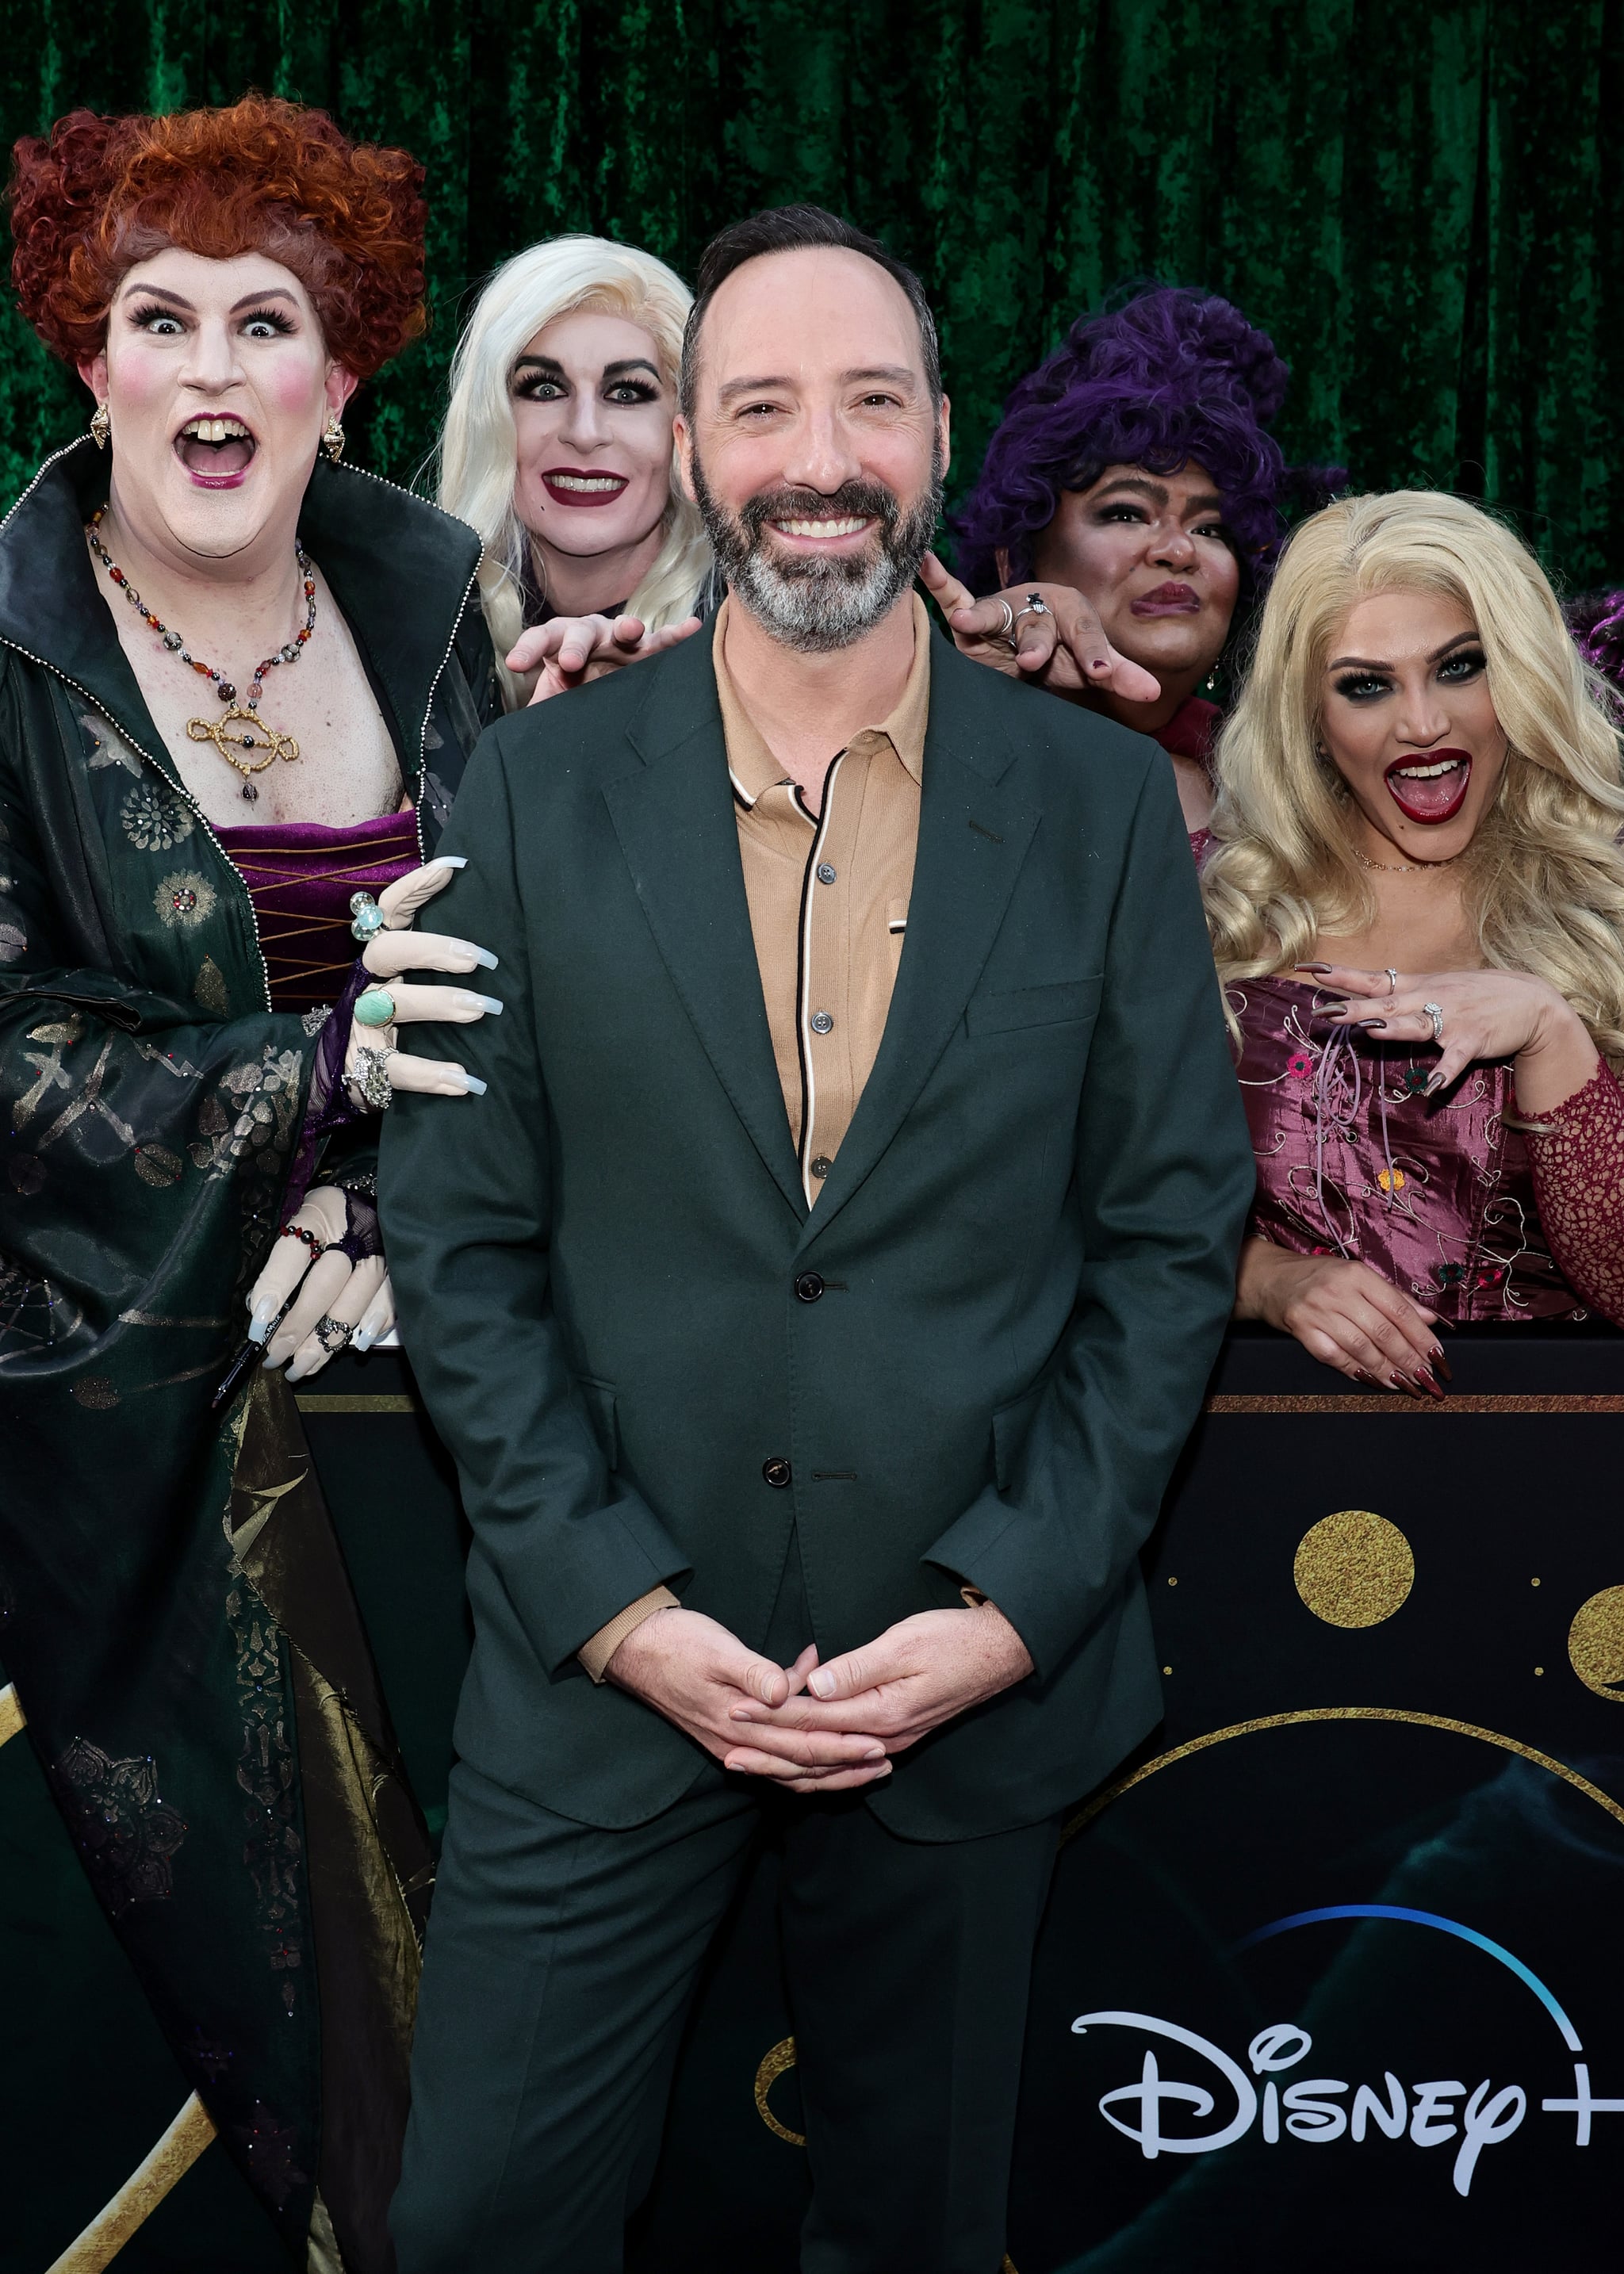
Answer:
[
  {"left": 511, "top": 365, "right": 662, "bottom": 407},
  {"left": 1091, "top": 500, "right": 1231, "bottom": 547},
  {"left": 1332, "top": 644, "right": 1487, "bottom": 703},
  {"left": 124, "top": 301, "right": 297, "bottom": 339}
]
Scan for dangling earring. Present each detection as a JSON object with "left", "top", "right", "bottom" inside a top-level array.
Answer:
[
  {"left": 321, "top": 416, "right": 346, "bottom": 463},
  {"left": 1202, "top": 668, "right": 1219, "bottom": 695},
  {"left": 90, "top": 402, "right": 110, "bottom": 450}
]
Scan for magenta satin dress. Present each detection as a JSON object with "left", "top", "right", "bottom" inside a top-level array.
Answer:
[{"left": 1231, "top": 974, "right": 1624, "bottom": 1325}]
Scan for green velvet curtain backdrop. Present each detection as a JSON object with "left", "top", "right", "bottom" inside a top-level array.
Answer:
[{"left": 0, "top": 0, "right": 1617, "bottom": 580}]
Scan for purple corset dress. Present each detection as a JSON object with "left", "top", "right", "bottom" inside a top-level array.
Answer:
[
  {"left": 1232, "top": 974, "right": 1584, "bottom": 1323},
  {"left": 217, "top": 807, "right": 420, "bottom": 1014}
]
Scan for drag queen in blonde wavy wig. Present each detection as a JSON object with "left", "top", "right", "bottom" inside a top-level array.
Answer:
[
  {"left": 1205, "top": 489, "right": 1624, "bottom": 1051},
  {"left": 1206, "top": 488, "right": 1624, "bottom": 1388},
  {"left": 439, "top": 235, "right": 712, "bottom": 706}
]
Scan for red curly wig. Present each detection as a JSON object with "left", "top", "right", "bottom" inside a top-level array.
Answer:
[{"left": 10, "top": 95, "right": 427, "bottom": 380}]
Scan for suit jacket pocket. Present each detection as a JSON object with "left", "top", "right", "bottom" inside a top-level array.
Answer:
[
  {"left": 992, "top": 1376, "right": 1049, "bottom": 1495},
  {"left": 576, "top": 1376, "right": 620, "bottom": 1472},
  {"left": 964, "top": 974, "right": 1103, "bottom": 1039}
]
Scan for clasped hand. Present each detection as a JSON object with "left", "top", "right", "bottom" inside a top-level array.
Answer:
[{"left": 607, "top": 1602, "right": 1034, "bottom": 1795}]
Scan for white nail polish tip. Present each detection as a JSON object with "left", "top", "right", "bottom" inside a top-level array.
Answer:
[
  {"left": 460, "top": 1074, "right": 488, "bottom": 1096},
  {"left": 247, "top": 1316, "right": 271, "bottom": 1345},
  {"left": 350, "top": 1330, "right": 374, "bottom": 1354},
  {"left": 427, "top": 855, "right": 467, "bottom": 870}
]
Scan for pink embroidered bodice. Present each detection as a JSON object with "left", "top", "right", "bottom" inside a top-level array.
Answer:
[{"left": 1234, "top": 974, "right": 1624, "bottom": 1326}]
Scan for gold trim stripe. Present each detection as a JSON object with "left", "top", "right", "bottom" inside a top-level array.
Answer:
[
  {"left": 293, "top": 1392, "right": 417, "bottom": 1414},
  {"left": 44, "top": 2093, "right": 216, "bottom": 2272},
  {"left": 0, "top": 1683, "right": 23, "bottom": 1748},
  {"left": 1063, "top": 1706, "right": 1624, "bottom": 1845},
  {"left": 1205, "top": 1393, "right": 1624, "bottom": 1415}
]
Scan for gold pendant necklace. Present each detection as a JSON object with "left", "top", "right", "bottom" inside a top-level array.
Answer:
[{"left": 87, "top": 507, "right": 316, "bottom": 802}]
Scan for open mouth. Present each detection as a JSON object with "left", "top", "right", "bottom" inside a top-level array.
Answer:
[
  {"left": 1385, "top": 748, "right": 1473, "bottom": 825},
  {"left": 542, "top": 469, "right": 629, "bottom": 508},
  {"left": 768, "top": 514, "right": 875, "bottom": 545},
  {"left": 174, "top": 415, "right": 256, "bottom": 486}
]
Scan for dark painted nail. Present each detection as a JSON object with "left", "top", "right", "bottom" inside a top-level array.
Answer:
[
  {"left": 1354, "top": 1018, "right": 1387, "bottom": 1031},
  {"left": 1295, "top": 963, "right": 1331, "bottom": 974},
  {"left": 1431, "top": 1346, "right": 1453, "bottom": 1380}
]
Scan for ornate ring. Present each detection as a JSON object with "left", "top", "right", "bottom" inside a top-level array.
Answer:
[
  {"left": 1385, "top": 968, "right": 1399, "bottom": 994},
  {"left": 354, "top": 986, "right": 396, "bottom": 1028},
  {"left": 312, "top": 1315, "right": 352, "bottom": 1353},
  {"left": 992, "top": 598, "right": 1016, "bottom": 646},
  {"left": 1016, "top": 591, "right": 1052, "bottom": 621},
  {"left": 353, "top": 1045, "right": 394, "bottom": 1111},
  {"left": 349, "top": 891, "right": 385, "bottom": 944},
  {"left": 279, "top": 1223, "right": 326, "bottom": 1262},
  {"left": 1423, "top": 1001, "right": 1445, "bottom": 1045}
]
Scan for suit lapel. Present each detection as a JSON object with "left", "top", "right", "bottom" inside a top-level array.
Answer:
[
  {"left": 798, "top": 640, "right": 1040, "bottom": 1250},
  {"left": 604, "top": 627, "right": 806, "bottom": 1222}
]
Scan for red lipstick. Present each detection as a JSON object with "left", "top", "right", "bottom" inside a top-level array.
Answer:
[
  {"left": 541, "top": 468, "right": 630, "bottom": 509},
  {"left": 1384, "top": 748, "right": 1473, "bottom": 825}
]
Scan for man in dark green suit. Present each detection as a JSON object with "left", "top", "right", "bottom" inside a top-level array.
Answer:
[{"left": 381, "top": 206, "right": 1253, "bottom": 2273}]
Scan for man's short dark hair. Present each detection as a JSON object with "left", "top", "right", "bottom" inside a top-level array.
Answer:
[{"left": 679, "top": 204, "right": 941, "bottom": 419}]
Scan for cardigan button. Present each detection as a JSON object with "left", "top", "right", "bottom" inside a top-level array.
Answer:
[
  {"left": 762, "top": 1457, "right": 792, "bottom": 1489},
  {"left": 795, "top": 1272, "right": 825, "bottom": 1304}
]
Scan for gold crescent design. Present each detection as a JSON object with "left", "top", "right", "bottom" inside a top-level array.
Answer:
[
  {"left": 753, "top": 2035, "right": 804, "bottom": 2144},
  {"left": 44, "top": 2093, "right": 217, "bottom": 2272},
  {"left": 1063, "top": 1704, "right": 1624, "bottom": 1843},
  {"left": 0, "top": 1681, "right": 25, "bottom": 1748}
]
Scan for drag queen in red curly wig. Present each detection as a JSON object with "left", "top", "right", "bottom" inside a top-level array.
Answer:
[
  {"left": 0, "top": 97, "right": 501, "bottom": 2268},
  {"left": 11, "top": 94, "right": 428, "bottom": 377}
]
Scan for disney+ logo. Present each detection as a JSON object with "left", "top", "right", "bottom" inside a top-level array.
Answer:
[{"left": 1074, "top": 1904, "right": 1624, "bottom": 2198}]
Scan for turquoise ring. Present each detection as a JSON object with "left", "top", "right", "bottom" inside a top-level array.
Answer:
[
  {"left": 354, "top": 986, "right": 396, "bottom": 1028},
  {"left": 349, "top": 891, "right": 385, "bottom": 942}
]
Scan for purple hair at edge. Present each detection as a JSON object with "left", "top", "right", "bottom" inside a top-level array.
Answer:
[{"left": 952, "top": 283, "right": 1342, "bottom": 599}]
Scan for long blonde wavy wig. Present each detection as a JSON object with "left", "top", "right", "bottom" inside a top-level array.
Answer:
[
  {"left": 1202, "top": 489, "right": 1624, "bottom": 1055},
  {"left": 437, "top": 235, "right": 712, "bottom": 707}
]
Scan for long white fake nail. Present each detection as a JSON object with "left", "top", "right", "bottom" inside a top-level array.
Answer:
[
  {"left": 426, "top": 855, "right": 467, "bottom": 871},
  {"left": 458, "top": 1074, "right": 488, "bottom": 1096},
  {"left": 247, "top": 1296, "right": 279, "bottom": 1346},
  {"left": 445, "top": 936, "right": 499, "bottom": 970},
  {"left": 462, "top": 993, "right": 503, "bottom": 1015}
]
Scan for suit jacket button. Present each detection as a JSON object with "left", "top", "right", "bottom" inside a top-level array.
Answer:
[
  {"left": 762, "top": 1457, "right": 792, "bottom": 1488},
  {"left": 794, "top": 1272, "right": 824, "bottom": 1303}
]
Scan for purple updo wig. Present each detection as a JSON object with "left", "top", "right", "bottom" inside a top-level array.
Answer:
[
  {"left": 952, "top": 283, "right": 1342, "bottom": 599},
  {"left": 1565, "top": 588, "right": 1624, "bottom": 712}
]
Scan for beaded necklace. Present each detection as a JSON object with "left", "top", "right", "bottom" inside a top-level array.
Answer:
[{"left": 86, "top": 505, "right": 317, "bottom": 802}]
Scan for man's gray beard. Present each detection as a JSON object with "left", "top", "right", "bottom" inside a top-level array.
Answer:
[{"left": 691, "top": 455, "right": 944, "bottom": 654}]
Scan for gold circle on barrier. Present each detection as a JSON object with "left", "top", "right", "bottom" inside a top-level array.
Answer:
[
  {"left": 1568, "top": 1586, "right": 1624, "bottom": 1700},
  {"left": 1293, "top": 1510, "right": 1414, "bottom": 1627}
]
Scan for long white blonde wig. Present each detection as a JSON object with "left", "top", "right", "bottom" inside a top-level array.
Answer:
[
  {"left": 437, "top": 235, "right": 712, "bottom": 706},
  {"left": 1202, "top": 489, "right": 1624, "bottom": 1056}
]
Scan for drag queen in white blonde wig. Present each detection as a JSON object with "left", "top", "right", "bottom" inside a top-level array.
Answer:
[
  {"left": 439, "top": 235, "right": 713, "bottom": 706},
  {"left": 1205, "top": 488, "right": 1624, "bottom": 1385}
]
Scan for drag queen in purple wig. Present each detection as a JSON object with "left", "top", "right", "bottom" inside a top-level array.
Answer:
[{"left": 933, "top": 285, "right": 1339, "bottom": 858}]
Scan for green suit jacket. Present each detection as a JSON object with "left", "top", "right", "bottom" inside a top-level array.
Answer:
[{"left": 379, "top": 618, "right": 1254, "bottom": 1838}]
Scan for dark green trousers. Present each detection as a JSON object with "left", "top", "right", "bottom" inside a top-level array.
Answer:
[{"left": 393, "top": 1557, "right": 1060, "bottom": 2272}]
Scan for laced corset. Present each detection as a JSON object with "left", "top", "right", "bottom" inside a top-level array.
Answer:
[{"left": 1234, "top": 974, "right": 1589, "bottom": 1323}]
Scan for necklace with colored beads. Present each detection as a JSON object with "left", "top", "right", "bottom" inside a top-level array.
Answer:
[{"left": 86, "top": 506, "right": 317, "bottom": 802}]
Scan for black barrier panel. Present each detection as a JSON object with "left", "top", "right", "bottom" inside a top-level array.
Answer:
[{"left": 3, "top": 1323, "right": 1622, "bottom": 2267}]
